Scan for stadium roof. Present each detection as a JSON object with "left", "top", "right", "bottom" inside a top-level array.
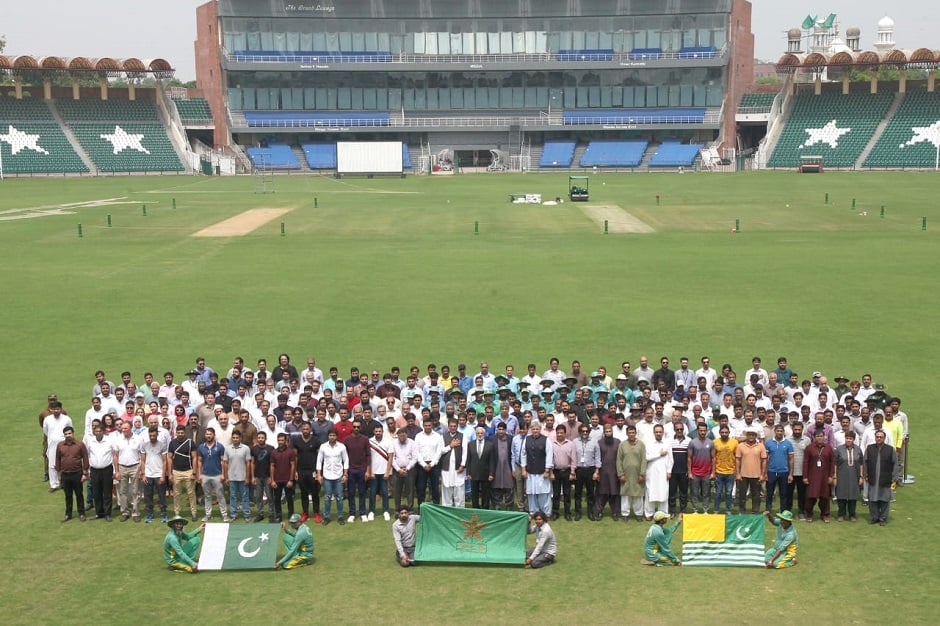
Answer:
[
  {"left": 0, "top": 55, "right": 174, "bottom": 79},
  {"left": 777, "top": 48, "right": 940, "bottom": 73}
]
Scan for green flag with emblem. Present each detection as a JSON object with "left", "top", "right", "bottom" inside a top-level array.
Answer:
[{"left": 414, "top": 504, "right": 529, "bottom": 564}]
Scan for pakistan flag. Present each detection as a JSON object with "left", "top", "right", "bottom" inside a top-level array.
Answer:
[
  {"left": 414, "top": 504, "right": 529, "bottom": 564},
  {"left": 198, "top": 523, "right": 281, "bottom": 570}
]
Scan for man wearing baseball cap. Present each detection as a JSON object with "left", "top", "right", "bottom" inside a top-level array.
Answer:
[
  {"left": 763, "top": 509, "right": 798, "bottom": 568},
  {"left": 276, "top": 513, "right": 315, "bottom": 569},
  {"left": 642, "top": 511, "right": 682, "bottom": 566}
]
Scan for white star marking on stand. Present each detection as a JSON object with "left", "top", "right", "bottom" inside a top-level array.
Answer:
[
  {"left": 800, "top": 120, "right": 851, "bottom": 149},
  {"left": 0, "top": 125, "right": 49, "bottom": 155},
  {"left": 900, "top": 121, "right": 940, "bottom": 149},
  {"left": 99, "top": 125, "right": 150, "bottom": 155}
]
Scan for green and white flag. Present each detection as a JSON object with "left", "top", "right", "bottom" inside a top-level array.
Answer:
[
  {"left": 198, "top": 523, "right": 280, "bottom": 570},
  {"left": 682, "top": 514, "right": 765, "bottom": 567},
  {"left": 414, "top": 504, "right": 529, "bottom": 564}
]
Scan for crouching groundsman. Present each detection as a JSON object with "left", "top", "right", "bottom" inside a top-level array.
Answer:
[
  {"left": 642, "top": 511, "right": 682, "bottom": 566},
  {"left": 764, "top": 509, "right": 798, "bottom": 568},
  {"left": 164, "top": 515, "right": 204, "bottom": 573},
  {"left": 276, "top": 513, "right": 315, "bottom": 570}
]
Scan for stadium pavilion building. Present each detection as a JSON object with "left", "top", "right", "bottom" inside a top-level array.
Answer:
[{"left": 194, "top": 0, "right": 754, "bottom": 171}]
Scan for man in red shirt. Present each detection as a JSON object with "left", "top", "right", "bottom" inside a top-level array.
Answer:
[{"left": 270, "top": 433, "right": 297, "bottom": 523}]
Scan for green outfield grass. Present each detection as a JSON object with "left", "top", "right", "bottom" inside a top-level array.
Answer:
[{"left": 1, "top": 171, "right": 937, "bottom": 625}]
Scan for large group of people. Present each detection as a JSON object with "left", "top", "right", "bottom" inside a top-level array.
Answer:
[{"left": 40, "top": 354, "right": 909, "bottom": 547}]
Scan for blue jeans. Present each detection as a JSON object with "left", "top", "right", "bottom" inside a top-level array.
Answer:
[
  {"left": 229, "top": 480, "right": 249, "bottom": 518},
  {"left": 714, "top": 473, "right": 734, "bottom": 513},
  {"left": 765, "top": 471, "right": 790, "bottom": 512},
  {"left": 323, "top": 478, "right": 344, "bottom": 519},
  {"left": 347, "top": 469, "right": 367, "bottom": 516},
  {"left": 369, "top": 476, "right": 390, "bottom": 514}
]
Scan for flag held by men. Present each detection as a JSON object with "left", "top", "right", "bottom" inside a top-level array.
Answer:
[
  {"left": 414, "top": 504, "right": 529, "bottom": 564},
  {"left": 198, "top": 523, "right": 281, "bottom": 570},
  {"left": 682, "top": 514, "right": 765, "bottom": 567}
]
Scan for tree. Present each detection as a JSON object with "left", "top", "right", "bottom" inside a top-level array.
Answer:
[
  {"left": 0, "top": 34, "right": 6, "bottom": 53},
  {"left": 755, "top": 75, "right": 783, "bottom": 85}
]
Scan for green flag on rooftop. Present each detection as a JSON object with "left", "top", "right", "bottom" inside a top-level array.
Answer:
[
  {"left": 802, "top": 15, "right": 816, "bottom": 30},
  {"left": 414, "top": 504, "right": 529, "bottom": 564}
]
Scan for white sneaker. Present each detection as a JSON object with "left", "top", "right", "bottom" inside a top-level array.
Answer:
[
  {"left": 383, "top": 512, "right": 391, "bottom": 521},
  {"left": 361, "top": 514, "right": 368, "bottom": 523},
  {"left": 367, "top": 512, "right": 375, "bottom": 522},
  {"left": 347, "top": 515, "right": 355, "bottom": 524}
]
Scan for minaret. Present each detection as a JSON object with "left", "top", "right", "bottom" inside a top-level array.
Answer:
[
  {"left": 787, "top": 28, "right": 802, "bottom": 53},
  {"left": 845, "top": 26, "right": 861, "bottom": 52},
  {"left": 874, "top": 16, "right": 895, "bottom": 52}
]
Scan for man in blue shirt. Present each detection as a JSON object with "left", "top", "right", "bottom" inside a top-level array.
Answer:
[
  {"left": 195, "top": 427, "right": 228, "bottom": 522},
  {"left": 764, "top": 424, "right": 794, "bottom": 512}
]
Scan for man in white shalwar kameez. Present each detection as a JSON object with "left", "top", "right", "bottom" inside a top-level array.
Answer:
[
  {"left": 440, "top": 418, "right": 468, "bottom": 507},
  {"left": 644, "top": 424, "right": 673, "bottom": 519}
]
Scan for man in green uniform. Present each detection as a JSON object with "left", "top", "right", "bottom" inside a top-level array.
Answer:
[
  {"left": 764, "top": 509, "right": 798, "bottom": 568},
  {"left": 642, "top": 511, "right": 682, "bottom": 566},
  {"left": 276, "top": 513, "right": 315, "bottom": 570},
  {"left": 163, "top": 515, "right": 204, "bottom": 573}
]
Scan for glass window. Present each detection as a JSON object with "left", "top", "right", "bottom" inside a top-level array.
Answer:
[{"left": 475, "top": 32, "right": 488, "bottom": 54}]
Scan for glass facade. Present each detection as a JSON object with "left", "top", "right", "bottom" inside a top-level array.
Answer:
[
  {"left": 219, "top": 0, "right": 732, "bottom": 115},
  {"left": 222, "top": 19, "right": 727, "bottom": 54}
]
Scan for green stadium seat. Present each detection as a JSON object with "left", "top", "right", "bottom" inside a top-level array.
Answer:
[
  {"left": 0, "top": 98, "right": 88, "bottom": 174},
  {"left": 768, "top": 90, "right": 893, "bottom": 168},
  {"left": 55, "top": 99, "right": 183, "bottom": 172},
  {"left": 171, "top": 97, "right": 213, "bottom": 125},
  {"left": 738, "top": 93, "right": 776, "bottom": 113},
  {"left": 863, "top": 91, "right": 940, "bottom": 168}
]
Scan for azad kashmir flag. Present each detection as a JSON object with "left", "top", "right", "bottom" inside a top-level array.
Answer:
[
  {"left": 682, "top": 514, "right": 765, "bottom": 567},
  {"left": 414, "top": 504, "right": 529, "bottom": 564},
  {"left": 198, "top": 523, "right": 281, "bottom": 570}
]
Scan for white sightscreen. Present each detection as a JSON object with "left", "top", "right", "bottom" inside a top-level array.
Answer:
[{"left": 337, "top": 142, "right": 403, "bottom": 174}]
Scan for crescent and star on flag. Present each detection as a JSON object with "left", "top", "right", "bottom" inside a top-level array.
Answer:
[{"left": 237, "top": 532, "right": 270, "bottom": 558}]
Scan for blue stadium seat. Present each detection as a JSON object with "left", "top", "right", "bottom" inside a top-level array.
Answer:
[
  {"left": 402, "top": 144, "right": 412, "bottom": 168},
  {"left": 539, "top": 140, "right": 577, "bottom": 167},
  {"left": 648, "top": 142, "right": 703, "bottom": 167},
  {"left": 630, "top": 48, "right": 663, "bottom": 60},
  {"left": 579, "top": 140, "right": 648, "bottom": 167},
  {"left": 244, "top": 111, "right": 390, "bottom": 128},
  {"left": 301, "top": 142, "right": 337, "bottom": 169},
  {"left": 245, "top": 144, "right": 300, "bottom": 169},
  {"left": 563, "top": 108, "right": 705, "bottom": 125}
]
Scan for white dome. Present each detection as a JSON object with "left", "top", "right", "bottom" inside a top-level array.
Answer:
[
  {"left": 878, "top": 15, "right": 895, "bottom": 29},
  {"left": 829, "top": 37, "right": 852, "bottom": 54}
]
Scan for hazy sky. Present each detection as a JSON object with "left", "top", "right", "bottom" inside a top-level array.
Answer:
[{"left": 2, "top": 1, "right": 937, "bottom": 80}]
